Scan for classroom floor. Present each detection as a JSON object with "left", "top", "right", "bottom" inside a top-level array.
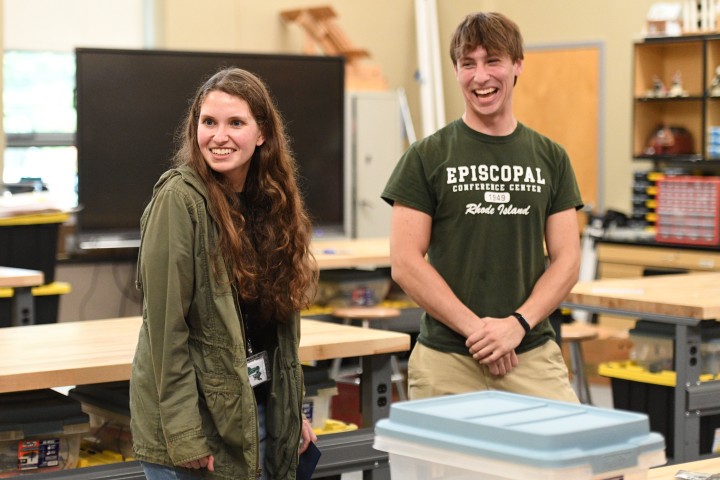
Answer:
[{"left": 590, "top": 382, "right": 614, "bottom": 408}]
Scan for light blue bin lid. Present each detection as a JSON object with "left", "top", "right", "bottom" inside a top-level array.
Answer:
[{"left": 374, "top": 391, "right": 665, "bottom": 475}]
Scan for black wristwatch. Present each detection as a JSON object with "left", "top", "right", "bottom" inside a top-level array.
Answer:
[{"left": 511, "top": 311, "right": 531, "bottom": 333}]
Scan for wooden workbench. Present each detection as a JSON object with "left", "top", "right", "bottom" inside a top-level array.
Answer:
[
  {"left": 563, "top": 272, "right": 720, "bottom": 464},
  {"left": 0, "top": 266, "right": 44, "bottom": 289},
  {"left": 0, "top": 316, "right": 410, "bottom": 480},
  {"left": 648, "top": 456, "right": 720, "bottom": 479},
  {"left": 312, "top": 236, "right": 390, "bottom": 270},
  {"left": 0, "top": 316, "right": 409, "bottom": 394},
  {"left": 566, "top": 272, "right": 720, "bottom": 321}
]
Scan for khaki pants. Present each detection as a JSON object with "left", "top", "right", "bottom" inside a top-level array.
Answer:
[{"left": 408, "top": 340, "right": 579, "bottom": 403}]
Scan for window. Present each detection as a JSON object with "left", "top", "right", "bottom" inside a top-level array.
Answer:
[
  {"left": 3, "top": 50, "right": 77, "bottom": 208},
  {"left": 2, "top": 0, "right": 146, "bottom": 211}
]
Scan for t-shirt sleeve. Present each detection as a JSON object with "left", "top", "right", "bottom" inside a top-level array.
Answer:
[
  {"left": 549, "top": 148, "right": 584, "bottom": 215},
  {"left": 381, "top": 145, "right": 436, "bottom": 216}
]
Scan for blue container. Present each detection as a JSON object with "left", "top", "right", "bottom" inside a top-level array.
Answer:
[{"left": 374, "top": 391, "right": 666, "bottom": 480}]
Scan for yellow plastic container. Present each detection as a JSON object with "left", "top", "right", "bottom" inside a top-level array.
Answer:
[
  {"left": 0, "top": 282, "right": 71, "bottom": 327},
  {"left": 314, "top": 419, "right": 358, "bottom": 436},
  {"left": 77, "top": 445, "right": 133, "bottom": 468}
]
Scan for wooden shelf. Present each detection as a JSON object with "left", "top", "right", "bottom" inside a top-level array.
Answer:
[{"left": 632, "top": 35, "right": 720, "bottom": 162}]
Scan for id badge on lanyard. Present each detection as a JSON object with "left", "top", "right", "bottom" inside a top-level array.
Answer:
[{"left": 247, "top": 350, "right": 270, "bottom": 387}]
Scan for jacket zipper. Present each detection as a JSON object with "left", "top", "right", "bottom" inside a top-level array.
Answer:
[{"left": 231, "top": 285, "right": 262, "bottom": 479}]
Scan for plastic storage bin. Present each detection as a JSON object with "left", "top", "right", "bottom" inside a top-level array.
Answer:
[
  {"left": 301, "top": 366, "right": 338, "bottom": 430},
  {"left": 68, "top": 381, "right": 133, "bottom": 460},
  {"left": 0, "top": 282, "right": 71, "bottom": 327},
  {"left": 628, "top": 320, "right": 720, "bottom": 374},
  {"left": 629, "top": 321, "right": 674, "bottom": 372},
  {"left": 703, "top": 338, "right": 720, "bottom": 374},
  {"left": 316, "top": 269, "right": 392, "bottom": 307},
  {"left": 599, "top": 361, "right": 720, "bottom": 456},
  {"left": 0, "top": 389, "right": 89, "bottom": 476},
  {"left": 374, "top": 390, "right": 666, "bottom": 480},
  {"left": 655, "top": 176, "right": 720, "bottom": 246}
]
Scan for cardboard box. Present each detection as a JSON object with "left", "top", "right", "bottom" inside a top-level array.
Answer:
[{"left": 374, "top": 390, "right": 665, "bottom": 480}]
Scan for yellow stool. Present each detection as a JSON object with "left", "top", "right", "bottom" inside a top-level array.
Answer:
[
  {"left": 561, "top": 322, "right": 599, "bottom": 405},
  {"left": 329, "top": 306, "right": 406, "bottom": 401}
]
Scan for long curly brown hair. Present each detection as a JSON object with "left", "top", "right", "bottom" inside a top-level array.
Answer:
[{"left": 173, "top": 67, "right": 317, "bottom": 323}]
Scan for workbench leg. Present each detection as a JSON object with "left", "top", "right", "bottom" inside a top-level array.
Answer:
[
  {"left": 674, "top": 323, "right": 702, "bottom": 463},
  {"left": 11, "top": 287, "right": 35, "bottom": 326},
  {"left": 362, "top": 464, "right": 390, "bottom": 480},
  {"left": 359, "top": 354, "right": 393, "bottom": 480},
  {"left": 360, "top": 354, "right": 393, "bottom": 426}
]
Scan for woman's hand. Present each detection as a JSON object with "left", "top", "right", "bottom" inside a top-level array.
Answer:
[
  {"left": 298, "top": 418, "right": 317, "bottom": 454},
  {"left": 180, "top": 455, "right": 215, "bottom": 471}
]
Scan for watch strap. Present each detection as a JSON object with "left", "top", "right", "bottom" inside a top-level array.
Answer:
[{"left": 511, "top": 311, "right": 531, "bottom": 333}]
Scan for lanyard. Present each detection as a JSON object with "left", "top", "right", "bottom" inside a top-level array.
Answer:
[{"left": 242, "top": 309, "right": 256, "bottom": 356}]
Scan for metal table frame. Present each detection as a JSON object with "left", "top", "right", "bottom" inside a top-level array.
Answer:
[{"left": 562, "top": 302, "right": 720, "bottom": 464}]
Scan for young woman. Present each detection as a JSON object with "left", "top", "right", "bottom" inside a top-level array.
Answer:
[{"left": 130, "top": 67, "right": 318, "bottom": 480}]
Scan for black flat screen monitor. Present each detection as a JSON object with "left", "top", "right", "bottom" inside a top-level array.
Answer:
[{"left": 75, "top": 47, "right": 345, "bottom": 247}]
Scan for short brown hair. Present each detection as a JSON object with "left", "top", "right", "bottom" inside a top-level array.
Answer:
[{"left": 449, "top": 12, "right": 524, "bottom": 64}]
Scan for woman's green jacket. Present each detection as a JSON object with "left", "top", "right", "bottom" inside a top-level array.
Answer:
[{"left": 130, "top": 166, "right": 304, "bottom": 480}]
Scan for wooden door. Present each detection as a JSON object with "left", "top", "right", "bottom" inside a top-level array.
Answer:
[{"left": 514, "top": 44, "right": 601, "bottom": 220}]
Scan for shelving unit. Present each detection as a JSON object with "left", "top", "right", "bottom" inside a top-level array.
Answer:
[{"left": 633, "top": 34, "right": 720, "bottom": 164}]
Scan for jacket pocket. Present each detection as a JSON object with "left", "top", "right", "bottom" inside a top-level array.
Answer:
[{"left": 196, "top": 371, "right": 254, "bottom": 452}]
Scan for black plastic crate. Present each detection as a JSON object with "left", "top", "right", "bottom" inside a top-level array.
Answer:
[
  {"left": 68, "top": 381, "right": 130, "bottom": 417},
  {"left": 610, "top": 373, "right": 720, "bottom": 457},
  {"left": 0, "top": 221, "right": 61, "bottom": 284}
]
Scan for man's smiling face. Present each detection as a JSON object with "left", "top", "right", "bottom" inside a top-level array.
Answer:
[{"left": 454, "top": 45, "right": 523, "bottom": 132}]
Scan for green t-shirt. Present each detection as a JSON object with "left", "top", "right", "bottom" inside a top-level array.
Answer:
[{"left": 382, "top": 120, "right": 583, "bottom": 355}]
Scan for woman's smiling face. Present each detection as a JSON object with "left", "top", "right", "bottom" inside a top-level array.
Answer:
[{"left": 197, "top": 90, "right": 265, "bottom": 191}]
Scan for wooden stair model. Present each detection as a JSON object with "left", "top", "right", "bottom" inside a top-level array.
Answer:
[{"left": 280, "top": 6, "right": 388, "bottom": 91}]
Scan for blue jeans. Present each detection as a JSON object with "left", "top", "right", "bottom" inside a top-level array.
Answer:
[
  {"left": 140, "top": 403, "right": 268, "bottom": 480},
  {"left": 140, "top": 462, "right": 203, "bottom": 480},
  {"left": 258, "top": 402, "right": 268, "bottom": 480}
]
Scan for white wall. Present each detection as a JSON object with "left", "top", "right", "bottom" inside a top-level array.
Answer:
[
  {"left": 3, "top": 0, "right": 146, "bottom": 50},
  {"left": 57, "top": 261, "right": 141, "bottom": 322}
]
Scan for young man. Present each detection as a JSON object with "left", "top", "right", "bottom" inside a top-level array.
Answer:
[{"left": 381, "top": 12, "right": 583, "bottom": 402}]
